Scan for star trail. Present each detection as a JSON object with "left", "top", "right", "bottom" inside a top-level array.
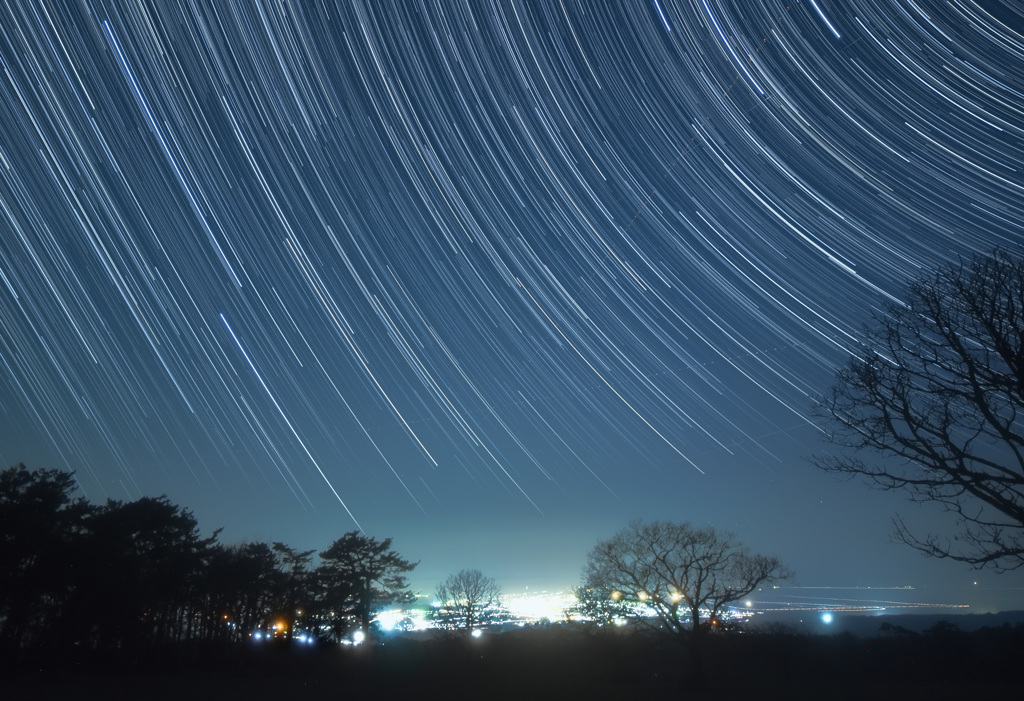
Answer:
[{"left": 2, "top": 1, "right": 1023, "bottom": 598}]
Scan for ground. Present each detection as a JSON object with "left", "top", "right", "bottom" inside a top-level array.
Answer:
[{"left": 4, "top": 623, "right": 1021, "bottom": 700}]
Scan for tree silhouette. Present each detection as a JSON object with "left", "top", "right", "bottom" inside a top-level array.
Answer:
[
  {"left": 81, "top": 496, "right": 217, "bottom": 654},
  {"left": 317, "top": 531, "right": 417, "bottom": 640},
  {"left": 0, "top": 465, "right": 89, "bottom": 656},
  {"left": 271, "top": 541, "right": 317, "bottom": 638},
  {"left": 813, "top": 248, "right": 1024, "bottom": 569},
  {"left": 434, "top": 569, "right": 502, "bottom": 632},
  {"left": 1, "top": 465, "right": 428, "bottom": 658},
  {"left": 204, "top": 541, "right": 283, "bottom": 642},
  {"left": 201, "top": 543, "right": 255, "bottom": 643},
  {"left": 583, "top": 519, "right": 790, "bottom": 684}
]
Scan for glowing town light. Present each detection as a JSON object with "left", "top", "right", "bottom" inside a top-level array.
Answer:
[
  {"left": 503, "top": 591, "right": 576, "bottom": 622},
  {"left": 821, "top": 612, "right": 834, "bottom": 624},
  {"left": 352, "top": 630, "right": 366, "bottom": 645},
  {"left": 375, "top": 609, "right": 405, "bottom": 631},
  {"left": 471, "top": 628, "right": 483, "bottom": 639}
]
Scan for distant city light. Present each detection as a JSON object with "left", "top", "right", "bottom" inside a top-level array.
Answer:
[
  {"left": 375, "top": 609, "right": 405, "bottom": 631},
  {"left": 239, "top": 585, "right": 971, "bottom": 645},
  {"left": 502, "top": 590, "right": 576, "bottom": 622}
]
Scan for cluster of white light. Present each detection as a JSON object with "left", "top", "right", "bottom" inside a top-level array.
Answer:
[
  {"left": 374, "top": 608, "right": 431, "bottom": 632},
  {"left": 250, "top": 630, "right": 315, "bottom": 643},
  {"left": 501, "top": 590, "right": 578, "bottom": 623}
]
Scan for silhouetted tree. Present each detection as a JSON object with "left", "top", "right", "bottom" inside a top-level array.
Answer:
[
  {"left": 208, "top": 541, "right": 284, "bottom": 641},
  {"left": 314, "top": 562, "right": 356, "bottom": 643},
  {"left": 0, "top": 465, "right": 90, "bottom": 656},
  {"left": 80, "top": 496, "right": 217, "bottom": 654},
  {"left": 317, "top": 531, "right": 416, "bottom": 640},
  {"left": 200, "top": 543, "right": 254, "bottom": 643},
  {"left": 194, "top": 540, "right": 316, "bottom": 645},
  {"left": 271, "top": 541, "right": 317, "bottom": 638},
  {"left": 1, "top": 466, "right": 429, "bottom": 659},
  {"left": 434, "top": 569, "right": 502, "bottom": 632},
  {"left": 813, "top": 248, "right": 1024, "bottom": 569},
  {"left": 583, "top": 519, "right": 790, "bottom": 685}
]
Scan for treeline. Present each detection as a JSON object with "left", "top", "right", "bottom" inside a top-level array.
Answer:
[{"left": 0, "top": 465, "right": 415, "bottom": 665}]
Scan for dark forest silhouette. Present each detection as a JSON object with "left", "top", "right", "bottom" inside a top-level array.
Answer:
[
  {"left": 3, "top": 462, "right": 1024, "bottom": 700},
  {"left": 0, "top": 464, "right": 416, "bottom": 663}
]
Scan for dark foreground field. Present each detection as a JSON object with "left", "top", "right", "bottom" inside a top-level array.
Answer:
[{"left": 5, "top": 623, "right": 1022, "bottom": 700}]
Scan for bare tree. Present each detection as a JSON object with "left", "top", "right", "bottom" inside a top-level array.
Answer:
[
  {"left": 812, "top": 248, "right": 1024, "bottom": 570},
  {"left": 434, "top": 568, "right": 502, "bottom": 632},
  {"left": 583, "top": 520, "right": 789, "bottom": 683}
]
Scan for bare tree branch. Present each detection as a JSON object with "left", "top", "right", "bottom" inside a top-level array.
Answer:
[
  {"left": 812, "top": 248, "right": 1024, "bottom": 570},
  {"left": 434, "top": 568, "right": 502, "bottom": 632},
  {"left": 582, "top": 520, "right": 790, "bottom": 638}
]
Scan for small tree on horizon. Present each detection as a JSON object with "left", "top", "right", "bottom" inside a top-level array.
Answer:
[
  {"left": 434, "top": 568, "right": 502, "bottom": 632},
  {"left": 583, "top": 519, "right": 791, "bottom": 685}
]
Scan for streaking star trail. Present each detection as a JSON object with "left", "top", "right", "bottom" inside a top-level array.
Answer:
[{"left": 1, "top": 1, "right": 1023, "bottom": 593}]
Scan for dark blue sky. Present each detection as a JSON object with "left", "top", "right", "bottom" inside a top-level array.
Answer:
[{"left": 2, "top": 1, "right": 1023, "bottom": 609}]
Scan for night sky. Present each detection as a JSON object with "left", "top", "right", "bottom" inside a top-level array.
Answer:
[{"left": 3, "top": 1, "right": 1024, "bottom": 610}]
